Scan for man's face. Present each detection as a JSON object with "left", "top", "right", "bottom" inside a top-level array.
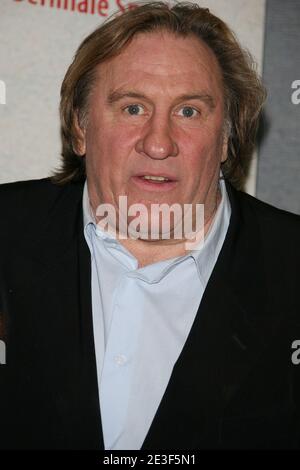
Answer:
[{"left": 79, "top": 31, "right": 228, "bottom": 235}]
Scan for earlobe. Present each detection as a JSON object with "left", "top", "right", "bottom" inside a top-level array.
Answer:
[{"left": 73, "top": 111, "right": 86, "bottom": 156}]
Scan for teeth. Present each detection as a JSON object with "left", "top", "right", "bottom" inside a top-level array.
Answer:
[{"left": 143, "top": 176, "right": 169, "bottom": 181}]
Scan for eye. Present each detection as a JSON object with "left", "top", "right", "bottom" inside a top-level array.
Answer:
[
  {"left": 124, "top": 104, "right": 145, "bottom": 116},
  {"left": 178, "top": 106, "right": 199, "bottom": 118}
]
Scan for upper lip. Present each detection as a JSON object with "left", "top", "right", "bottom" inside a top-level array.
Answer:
[{"left": 133, "top": 172, "right": 178, "bottom": 181}]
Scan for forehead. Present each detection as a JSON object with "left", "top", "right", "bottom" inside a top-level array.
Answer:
[{"left": 95, "top": 31, "right": 224, "bottom": 100}]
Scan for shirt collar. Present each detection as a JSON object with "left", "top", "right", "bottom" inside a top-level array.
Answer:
[
  {"left": 83, "top": 182, "right": 97, "bottom": 229},
  {"left": 190, "top": 177, "right": 231, "bottom": 286},
  {"left": 82, "top": 177, "right": 231, "bottom": 287}
]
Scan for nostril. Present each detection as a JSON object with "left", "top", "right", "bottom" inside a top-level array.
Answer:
[{"left": 135, "top": 135, "right": 178, "bottom": 160}]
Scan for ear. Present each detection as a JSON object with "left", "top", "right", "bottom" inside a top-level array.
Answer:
[{"left": 73, "top": 110, "right": 86, "bottom": 156}]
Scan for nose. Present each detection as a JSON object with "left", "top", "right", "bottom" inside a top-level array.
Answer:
[{"left": 135, "top": 113, "right": 178, "bottom": 160}]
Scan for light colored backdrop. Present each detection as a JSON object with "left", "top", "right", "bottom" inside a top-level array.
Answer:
[
  {"left": 0, "top": 0, "right": 266, "bottom": 195},
  {"left": 257, "top": 0, "right": 300, "bottom": 215}
]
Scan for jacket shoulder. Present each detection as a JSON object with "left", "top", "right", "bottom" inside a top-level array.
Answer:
[
  {"left": 0, "top": 178, "right": 83, "bottom": 242},
  {"left": 235, "top": 187, "right": 300, "bottom": 228},
  {"left": 233, "top": 187, "right": 300, "bottom": 257},
  {"left": 0, "top": 178, "right": 83, "bottom": 226},
  {"left": 0, "top": 177, "right": 64, "bottom": 209}
]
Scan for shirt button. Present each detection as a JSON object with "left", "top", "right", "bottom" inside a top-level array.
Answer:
[{"left": 114, "top": 354, "right": 127, "bottom": 366}]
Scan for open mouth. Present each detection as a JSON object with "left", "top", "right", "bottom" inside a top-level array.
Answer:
[
  {"left": 132, "top": 174, "right": 178, "bottom": 192},
  {"left": 141, "top": 175, "right": 171, "bottom": 183}
]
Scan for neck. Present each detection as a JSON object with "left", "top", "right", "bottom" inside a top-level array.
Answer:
[
  {"left": 118, "top": 188, "right": 222, "bottom": 268},
  {"left": 88, "top": 182, "right": 222, "bottom": 268}
]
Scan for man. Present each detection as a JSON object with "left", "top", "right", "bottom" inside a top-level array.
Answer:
[{"left": 0, "top": 2, "right": 299, "bottom": 450}]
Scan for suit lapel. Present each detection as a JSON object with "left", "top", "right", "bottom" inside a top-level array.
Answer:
[
  {"left": 142, "top": 184, "right": 279, "bottom": 449},
  {"left": 6, "top": 182, "right": 103, "bottom": 449}
]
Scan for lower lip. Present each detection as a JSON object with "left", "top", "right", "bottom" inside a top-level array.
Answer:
[{"left": 132, "top": 176, "right": 178, "bottom": 192}]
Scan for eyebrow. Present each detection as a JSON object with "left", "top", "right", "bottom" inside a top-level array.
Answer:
[
  {"left": 107, "top": 90, "right": 216, "bottom": 110},
  {"left": 107, "top": 91, "right": 146, "bottom": 104}
]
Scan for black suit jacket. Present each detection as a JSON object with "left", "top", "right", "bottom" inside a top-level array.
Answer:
[{"left": 0, "top": 178, "right": 300, "bottom": 449}]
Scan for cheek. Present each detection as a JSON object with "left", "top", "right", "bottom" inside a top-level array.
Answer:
[
  {"left": 91, "top": 119, "right": 138, "bottom": 156},
  {"left": 112, "top": 120, "right": 143, "bottom": 148},
  {"left": 85, "top": 124, "right": 137, "bottom": 189},
  {"left": 189, "top": 123, "right": 225, "bottom": 156},
  {"left": 181, "top": 132, "right": 223, "bottom": 179}
]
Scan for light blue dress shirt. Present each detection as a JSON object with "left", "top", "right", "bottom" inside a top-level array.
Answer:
[{"left": 83, "top": 178, "right": 231, "bottom": 450}]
